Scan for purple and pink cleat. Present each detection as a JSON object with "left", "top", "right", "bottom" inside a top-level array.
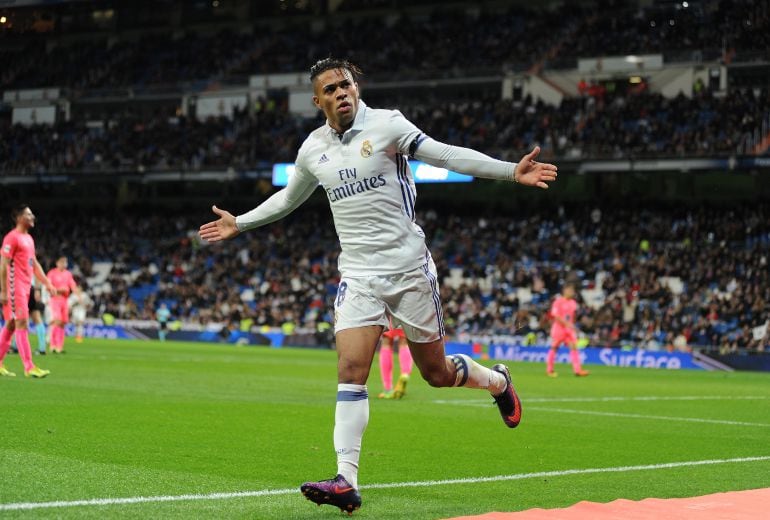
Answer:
[
  {"left": 300, "top": 474, "right": 362, "bottom": 515},
  {"left": 492, "top": 364, "right": 522, "bottom": 428}
]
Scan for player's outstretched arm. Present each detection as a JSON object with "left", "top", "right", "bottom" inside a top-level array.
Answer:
[
  {"left": 199, "top": 206, "right": 240, "bottom": 243},
  {"left": 513, "top": 146, "right": 558, "bottom": 189},
  {"left": 413, "top": 139, "right": 557, "bottom": 189},
  {"left": 200, "top": 164, "right": 318, "bottom": 243}
]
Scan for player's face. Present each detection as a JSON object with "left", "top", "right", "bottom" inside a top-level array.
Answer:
[
  {"left": 17, "top": 207, "right": 35, "bottom": 229},
  {"left": 57, "top": 257, "right": 68, "bottom": 270},
  {"left": 564, "top": 285, "right": 575, "bottom": 299},
  {"left": 312, "top": 68, "right": 359, "bottom": 133}
]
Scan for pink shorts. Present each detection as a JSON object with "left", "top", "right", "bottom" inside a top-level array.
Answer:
[
  {"left": 550, "top": 328, "right": 577, "bottom": 347},
  {"left": 3, "top": 288, "right": 30, "bottom": 321},
  {"left": 50, "top": 298, "right": 70, "bottom": 323}
]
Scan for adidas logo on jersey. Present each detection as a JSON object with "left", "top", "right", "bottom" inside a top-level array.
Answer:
[{"left": 318, "top": 154, "right": 329, "bottom": 164}]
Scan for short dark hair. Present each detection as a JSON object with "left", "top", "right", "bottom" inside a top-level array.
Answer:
[
  {"left": 11, "top": 203, "right": 28, "bottom": 222},
  {"left": 309, "top": 57, "right": 363, "bottom": 82}
]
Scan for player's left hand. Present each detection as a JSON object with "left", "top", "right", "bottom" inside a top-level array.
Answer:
[{"left": 514, "top": 146, "right": 558, "bottom": 189}]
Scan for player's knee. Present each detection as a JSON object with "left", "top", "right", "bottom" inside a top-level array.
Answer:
[
  {"left": 337, "top": 360, "right": 369, "bottom": 385},
  {"left": 421, "top": 368, "right": 452, "bottom": 388}
]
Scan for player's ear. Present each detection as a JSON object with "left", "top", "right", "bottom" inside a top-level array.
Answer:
[{"left": 312, "top": 95, "right": 321, "bottom": 109}]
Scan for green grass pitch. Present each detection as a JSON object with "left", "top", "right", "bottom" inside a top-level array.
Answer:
[{"left": 2, "top": 339, "right": 769, "bottom": 519}]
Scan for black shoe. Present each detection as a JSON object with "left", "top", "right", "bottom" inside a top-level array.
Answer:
[{"left": 301, "top": 474, "right": 362, "bottom": 515}]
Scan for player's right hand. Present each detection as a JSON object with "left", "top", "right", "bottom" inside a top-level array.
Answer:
[{"left": 199, "top": 205, "right": 240, "bottom": 243}]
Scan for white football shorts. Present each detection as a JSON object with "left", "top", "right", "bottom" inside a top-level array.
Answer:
[
  {"left": 333, "top": 258, "right": 445, "bottom": 343},
  {"left": 72, "top": 307, "right": 86, "bottom": 323}
]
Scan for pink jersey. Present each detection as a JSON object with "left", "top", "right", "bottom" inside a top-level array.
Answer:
[
  {"left": 550, "top": 295, "right": 577, "bottom": 334},
  {"left": 1, "top": 229, "right": 36, "bottom": 294},
  {"left": 48, "top": 268, "right": 76, "bottom": 302}
]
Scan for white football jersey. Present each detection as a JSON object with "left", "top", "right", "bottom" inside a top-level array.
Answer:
[{"left": 293, "top": 101, "right": 429, "bottom": 276}]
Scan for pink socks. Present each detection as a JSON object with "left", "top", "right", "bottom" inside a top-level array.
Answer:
[
  {"left": 570, "top": 348, "right": 583, "bottom": 374},
  {"left": 15, "top": 329, "right": 34, "bottom": 371},
  {"left": 0, "top": 326, "right": 13, "bottom": 362},
  {"left": 398, "top": 346, "right": 413, "bottom": 376},
  {"left": 546, "top": 348, "right": 556, "bottom": 373},
  {"left": 379, "top": 345, "right": 394, "bottom": 391},
  {"left": 51, "top": 325, "right": 64, "bottom": 352}
]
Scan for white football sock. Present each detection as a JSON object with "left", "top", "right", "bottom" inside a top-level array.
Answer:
[
  {"left": 449, "top": 354, "right": 507, "bottom": 395},
  {"left": 334, "top": 383, "right": 369, "bottom": 489}
]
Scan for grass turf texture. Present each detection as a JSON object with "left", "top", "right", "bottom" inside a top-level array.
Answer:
[{"left": 1, "top": 339, "right": 769, "bottom": 519}]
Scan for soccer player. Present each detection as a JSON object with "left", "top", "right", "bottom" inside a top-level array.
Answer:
[
  {"left": 546, "top": 283, "right": 589, "bottom": 377},
  {"left": 47, "top": 255, "right": 79, "bottom": 353},
  {"left": 69, "top": 287, "right": 92, "bottom": 343},
  {"left": 378, "top": 322, "right": 412, "bottom": 399},
  {"left": 199, "top": 58, "right": 557, "bottom": 514},
  {"left": 156, "top": 302, "right": 171, "bottom": 342},
  {"left": 0, "top": 204, "right": 57, "bottom": 378}
]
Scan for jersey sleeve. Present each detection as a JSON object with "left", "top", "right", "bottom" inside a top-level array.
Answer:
[
  {"left": 235, "top": 155, "right": 318, "bottom": 232},
  {"left": 388, "top": 110, "right": 426, "bottom": 157},
  {"left": 413, "top": 137, "right": 516, "bottom": 181},
  {"left": 1, "top": 233, "right": 16, "bottom": 259},
  {"left": 67, "top": 272, "right": 77, "bottom": 291}
]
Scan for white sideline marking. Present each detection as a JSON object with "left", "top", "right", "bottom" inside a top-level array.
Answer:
[
  {"left": 529, "top": 407, "right": 770, "bottom": 428},
  {"left": 1, "top": 456, "right": 769, "bottom": 511},
  {"left": 433, "top": 395, "right": 770, "bottom": 427}
]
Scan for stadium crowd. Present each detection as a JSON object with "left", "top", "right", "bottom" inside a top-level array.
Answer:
[
  {"left": 1, "top": 0, "right": 768, "bottom": 91},
  {"left": 553, "top": 0, "right": 770, "bottom": 65},
  {"left": 397, "top": 87, "right": 770, "bottom": 161},
  {"left": 3, "top": 86, "right": 768, "bottom": 174},
  {"left": 0, "top": 101, "right": 310, "bottom": 174},
  {"left": 0, "top": 7, "right": 562, "bottom": 91},
  {"left": 2, "top": 0, "right": 768, "bottom": 354},
  {"left": 31, "top": 203, "right": 770, "bottom": 353}
]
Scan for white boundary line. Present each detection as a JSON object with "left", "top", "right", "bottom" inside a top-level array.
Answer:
[
  {"left": 528, "top": 407, "right": 770, "bottom": 428},
  {"left": 1, "top": 456, "right": 769, "bottom": 511},
  {"left": 433, "top": 395, "right": 770, "bottom": 427}
]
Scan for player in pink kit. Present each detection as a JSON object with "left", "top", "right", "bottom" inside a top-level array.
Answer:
[
  {"left": 0, "top": 204, "right": 57, "bottom": 378},
  {"left": 47, "top": 256, "right": 79, "bottom": 353},
  {"left": 546, "top": 283, "right": 589, "bottom": 377},
  {"left": 378, "top": 320, "right": 413, "bottom": 399}
]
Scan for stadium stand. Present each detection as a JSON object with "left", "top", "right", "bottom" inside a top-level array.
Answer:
[
  {"left": 2, "top": 87, "right": 768, "bottom": 174},
  {"left": 0, "top": 1, "right": 768, "bottom": 91},
  {"left": 555, "top": 0, "right": 770, "bottom": 65},
  {"left": 1, "top": 0, "right": 769, "bottom": 353},
  {"left": 29, "top": 202, "right": 769, "bottom": 354}
]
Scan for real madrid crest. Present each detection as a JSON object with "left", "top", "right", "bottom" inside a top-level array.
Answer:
[{"left": 360, "top": 140, "right": 373, "bottom": 158}]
